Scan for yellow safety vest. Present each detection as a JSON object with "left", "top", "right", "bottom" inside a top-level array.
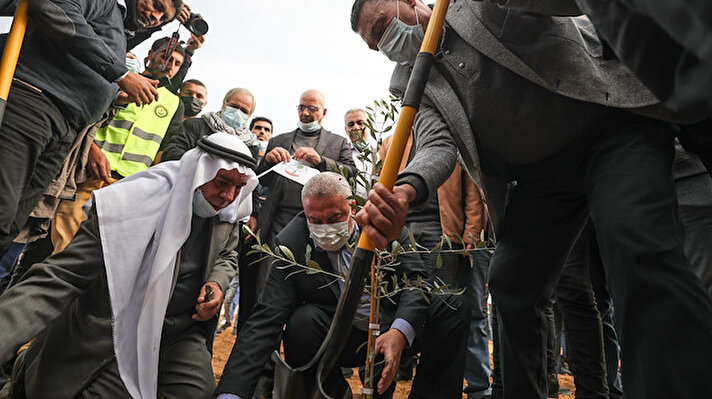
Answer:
[{"left": 94, "top": 86, "right": 179, "bottom": 178}]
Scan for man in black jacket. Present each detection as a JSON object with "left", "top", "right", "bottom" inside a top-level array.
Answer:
[
  {"left": 236, "top": 89, "right": 357, "bottom": 340},
  {"left": 215, "top": 172, "right": 469, "bottom": 399},
  {"left": 160, "top": 87, "right": 259, "bottom": 162},
  {"left": 0, "top": 0, "right": 182, "bottom": 255}
]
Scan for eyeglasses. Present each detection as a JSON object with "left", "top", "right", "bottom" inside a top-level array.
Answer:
[{"left": 297, "top": 105, "right": 321, "bottom": 113}]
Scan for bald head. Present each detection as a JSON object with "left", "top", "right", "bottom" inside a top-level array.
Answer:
[
  {"left": 300, "top": 90, "right": 325, "bottom": 108},
  {"left": 297, "top": 89, "right": 328, "bottom": 125}
]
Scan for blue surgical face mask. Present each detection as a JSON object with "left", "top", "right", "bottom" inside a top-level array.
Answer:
[
  {"left": 125, "top": 56, "right": 143, "bottom": 74},
  {"left": 377, "top": 1, "right": 424, "bottom": 65},
  {"left": 192, "top": 189, "right": 220, "bottom": 218},
  {"left": 297, "top": 120, "right": 321, "bottom": 133},
  {"left": 222, "top": 106, "right": 249, "bottom": 130}
]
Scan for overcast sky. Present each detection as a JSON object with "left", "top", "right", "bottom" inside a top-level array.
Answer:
[{"left": 2, "top": 1, "right": 395, "bottom": 137}]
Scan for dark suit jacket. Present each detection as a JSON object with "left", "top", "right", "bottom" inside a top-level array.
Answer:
[
  {"left": 255, "top": 128, "right": 357, "bottom": 240},
  {"left": 215, "top": 213, "right": 429, "bottom": 398},
  {"left": 389, "top": 0, "right": 679, "bottom": 234},
  {"left": 0, "top": 208, "right": 240, "bottom": 398}
]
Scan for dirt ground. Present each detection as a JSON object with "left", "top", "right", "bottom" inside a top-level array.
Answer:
[{"left": 211, "top": 330, "right": 576, "bottom": 398}]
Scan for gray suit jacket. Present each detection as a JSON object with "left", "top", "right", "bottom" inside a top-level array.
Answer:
[
  {"left": 255, "top": 128, "right": 356, "bottom": 240},
  {"left": 0, "top": 208, "right": 239, "bottom": 398},
  {"left": 390, "top": 0, "right": 676, "bottom": 231}
]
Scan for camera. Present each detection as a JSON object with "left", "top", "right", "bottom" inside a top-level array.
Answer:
[{"left": 183, "top": 13, "right": 209, "bottom": 36}]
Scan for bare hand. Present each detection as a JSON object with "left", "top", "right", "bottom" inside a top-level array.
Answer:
[
  {"left": 177, "top": 3, "right": 191, "bottom": 24},
  {"left": 265, "top": 147, "right": 291, "bottom": 164},
  {"left": 192, "top": 282, "right": 223, "bottom": 321},
  {"left": 117, "top": 72, "right": 159, "bottom": 106},
  {"left": 355, "top": 183, "right": 415, "bottom": 250},
  {"left": 245, "top": 216, "right": 257, "bottom": 242},
  {"left": 293, "top": 147, "right": 321, "bottom": 166},
  {"left": 186, "top": 34, "right": 205, "bottom": 53},
  {"left": 375, "top": 329, "right": 407, "bottom": 394},
  {"left": 88, "top": 142, "right": 113, "bottom": 184},
  {"left": 115, "top": 92, "right": 130, "bottom": 106}
]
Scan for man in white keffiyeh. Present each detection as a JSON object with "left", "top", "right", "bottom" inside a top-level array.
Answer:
[{"left": 0, "top": 133, "right": 258, "bottom": 399}]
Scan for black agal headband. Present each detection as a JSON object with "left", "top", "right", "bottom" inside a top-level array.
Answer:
[{"left": 197, "top": 136, "right": 257, "bottom": 170}]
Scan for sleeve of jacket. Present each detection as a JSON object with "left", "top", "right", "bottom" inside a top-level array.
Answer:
[
  {"left": 28, "top": 0, "right": 127, "bottom": 82},
  {"left": 317, "top": 136, "right": 357, "bottom": 177},
  {"left": 0, "top": 206, "right": 105, "bottom": 364},
  {"left": 157, "top": 101, "right": 185, "bottom": 155},
  {"left": 0, "top": 0, "right": 16, "bottom": 15},
  {"left": 215, "top": 236, "right": 298, "bottom": 398},
  {"left": 498, "top": 0, "right": 582, "bottom": 15},
  {"left": 396, "top": 104, "right": 458, "bottom": 207},
  {"left": 462, "top": 171, "right": 486, "bottom": 245},
  {"left": 256, "top": 136, "right": 284, "bottom": 187},
  {"left": 207, "top": 222, "right": 241, "bottom": 293},
  {"left": 388, "top": 228, "right": 430, "bottom": 337},
  {"left": 160, "top": 117, "right": 204, "bottom": 162}
]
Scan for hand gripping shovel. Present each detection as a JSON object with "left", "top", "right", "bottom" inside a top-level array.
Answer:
[
  {"left": 0, "top": 0, "right": 29, "bottom": 127},
  {"left": 271, "top": 1, "right": 451, "bottom": 398}
]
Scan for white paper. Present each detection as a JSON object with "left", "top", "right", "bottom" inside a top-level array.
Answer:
[{"left": 257, "top": 159, "right": 320, "bottom": 186}]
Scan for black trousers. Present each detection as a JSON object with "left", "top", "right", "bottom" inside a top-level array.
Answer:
[
  {"left": 587, "top": 223, "right": 625, "bottom": 399},
  {"left": 553, "top": 221, "right": 609, "bottom": 399},
  {"left": 0, "top": 82, "right": 75, "bottom": 255},
  {"left": 488, "top": 113, "right": 712, "bottom": 398},
  {"left": 283, "top": 294, "right": 469, "bottom": 399}
]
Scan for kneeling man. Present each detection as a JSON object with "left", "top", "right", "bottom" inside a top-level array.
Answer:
[
  {"left": 0, "top": 133, "right": 259, "bottom": 399},
  {"left": 216, "top": 172, "right": 469, "bottom": 399}
]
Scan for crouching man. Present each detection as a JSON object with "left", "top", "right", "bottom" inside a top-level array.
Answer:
[
  {"left": 0, "top": 133, "right": 258, "bottom": 399},
  {"left": 215, "top": 172, "right": 469, "bottom": 399}
]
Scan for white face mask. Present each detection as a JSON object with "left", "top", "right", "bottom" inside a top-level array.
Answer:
[
  {"left": 377, "top": 1, "right": 424, "bottom": 65},
  {"left": 192, "top": 189, "right": 220, "bottom": 218},
  {"left": 308, "top": 220, "right": 350, "bottom": 252},
  {"left": 222, "top": 106, "right": 249, "bottom": 130},
  {"left": 297, "top": 120, "right": 321, "bottom": 133},
  {"left": 125, "top": 56, "right": 143, "bottom": 74}
]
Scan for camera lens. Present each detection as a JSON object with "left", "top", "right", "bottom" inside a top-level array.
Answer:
[{"left": 186, "top": 13, "right": 209, "bottom": 36}]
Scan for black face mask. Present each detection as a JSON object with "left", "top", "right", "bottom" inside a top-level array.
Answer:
[{"left": 181, "top": 96, "right": 203, "bottom": 117}]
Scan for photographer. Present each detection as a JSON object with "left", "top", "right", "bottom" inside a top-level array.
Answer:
[
  {"left": 43, "top": 37, "right": 188, "bottom": 254},
  {"left": 128, "top": 2, "right": 208, "bottom": 94},
  {"left": 0, "top": 0, "right": 182, "bottom": 256}
]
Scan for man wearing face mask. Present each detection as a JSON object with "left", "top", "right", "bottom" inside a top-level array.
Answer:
[
  {"left": 216, "top": 172, "right": 469, "bottom": 399},
  {"left": 161, "top": 87, "right": 260, "bottom": 162},
  {"left": 179, "top": 79, "right": 209, "bottom": 120},
  {"left": 344, "top": 108, "right": 375, "bottom": 200},
  {"left": 351, "top": 0, "right": 712, "bottom": 398},
  {"left": 0, "top": 0, "right": 181, "bottom": 257},
  {"left": 239, "top": 90, "right": 357, "bottom": 339},
  {"left": 0, "top": 133, "right": 258, "bottom": 398}
]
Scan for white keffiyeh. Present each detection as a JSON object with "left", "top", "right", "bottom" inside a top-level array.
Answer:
[{"left": 88, "top": 133, "right": 258, "bottom": 398}]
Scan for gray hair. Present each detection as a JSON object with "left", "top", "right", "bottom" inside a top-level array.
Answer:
[
  {"left": 344, "top": 108, "right": 367, "bottom": 122},
  {"left": 302, "top": 172, "right": 353, "bottom": 201},
  {"left": 222, "top": 87, "right": 256, "bottom": 115}
]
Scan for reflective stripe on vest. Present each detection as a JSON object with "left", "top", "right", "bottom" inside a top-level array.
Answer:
[{"left": 94, "top": 86, "right": 179, "bottom": 177}]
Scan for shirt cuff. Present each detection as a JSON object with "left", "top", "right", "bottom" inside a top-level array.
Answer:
[
  {"left": 390, "top": 318, "right": 416, "bottom": 346},
  {"left": 217, "top": 394, "right": 242, "bottom": 399},
  {"left": 114, "top": 70, "right": 129, "bottom": 83}
]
